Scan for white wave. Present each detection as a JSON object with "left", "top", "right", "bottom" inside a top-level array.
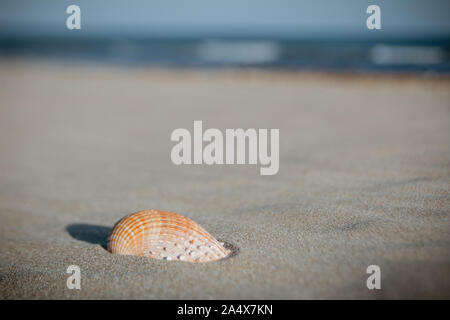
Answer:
[
  {"left": 196, "top": 40, "right": 281, "bottom": 64},
  {"left": 370, "top": 45, "right": 445, "bottom": 65}
]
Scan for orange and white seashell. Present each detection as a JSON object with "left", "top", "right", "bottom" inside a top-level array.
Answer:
[{"left": 107, "top": 210, "right": 231, "bottom": 263}]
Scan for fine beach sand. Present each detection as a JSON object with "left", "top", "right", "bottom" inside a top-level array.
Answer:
[{"left": 0, "top": 60, "right": 449, "bottom": 299}]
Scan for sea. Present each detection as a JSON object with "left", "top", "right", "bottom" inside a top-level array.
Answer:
[{"left": 1, "top": 36, "right": 449, "bottom": 74}]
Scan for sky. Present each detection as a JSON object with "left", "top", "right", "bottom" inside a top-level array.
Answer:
[{"left": 0, "top": 0, "right": 449, "bottom": 40}]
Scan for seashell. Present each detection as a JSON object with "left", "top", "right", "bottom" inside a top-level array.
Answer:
[{"left": 107, "top": 210, "right": 231, "bottom": 263}]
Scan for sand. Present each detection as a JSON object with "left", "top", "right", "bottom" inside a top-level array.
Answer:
[{"left": 0, "top": 60, "right": 449, "bottom": 299}]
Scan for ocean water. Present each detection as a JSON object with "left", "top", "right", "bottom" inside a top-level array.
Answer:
[{"left": 1, "top": 37, "right": 449, "bottom": 74}]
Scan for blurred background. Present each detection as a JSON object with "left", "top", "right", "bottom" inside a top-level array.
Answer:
[{"left": 0, "top": 0, "right": 449, "bottom": 73}]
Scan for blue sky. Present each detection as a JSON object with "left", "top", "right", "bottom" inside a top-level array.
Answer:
[{"left": 1, "top": 0, "right": 449, "bottom": 39}]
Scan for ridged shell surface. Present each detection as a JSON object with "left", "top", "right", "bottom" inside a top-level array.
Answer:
[{"left": 107, "top": 210, "right": 231, "bottom": 263}]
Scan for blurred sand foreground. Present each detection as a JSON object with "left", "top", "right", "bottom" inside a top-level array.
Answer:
[{"left": 0, "top": 60, "right": 449, "bottom": 299}]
